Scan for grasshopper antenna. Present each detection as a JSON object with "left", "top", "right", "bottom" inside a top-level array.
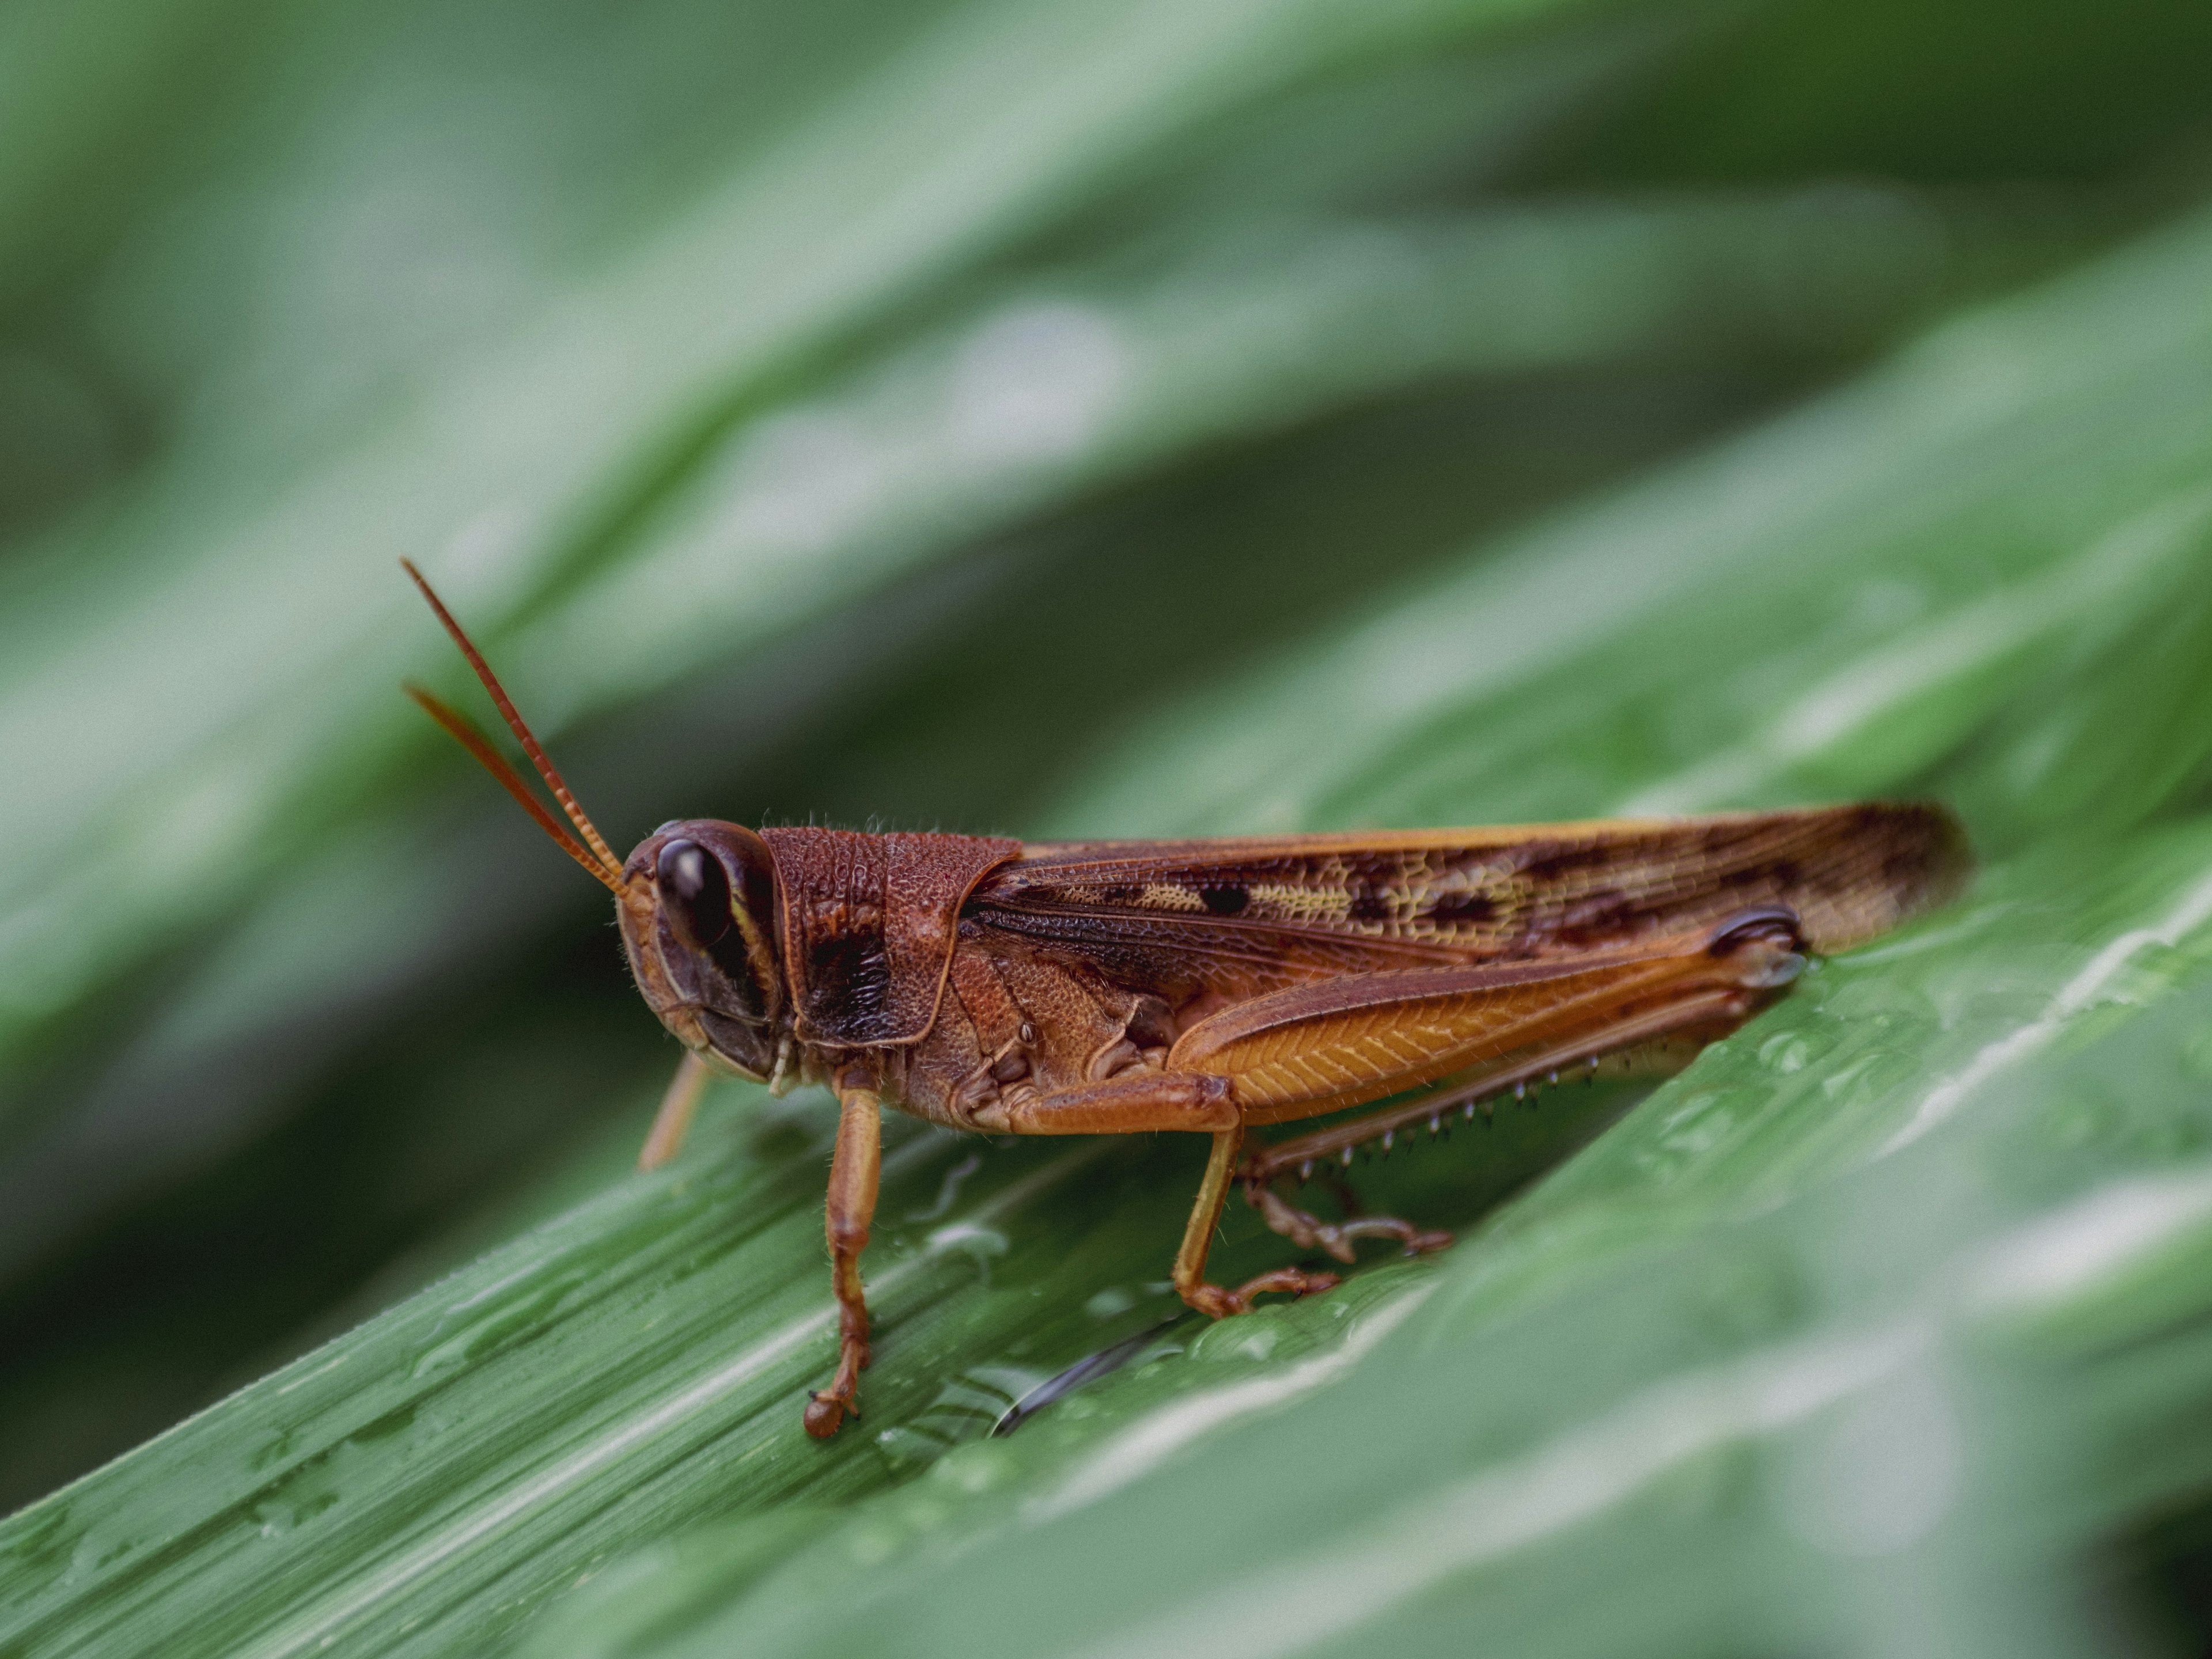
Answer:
[
  {"left": 403, "top": 684, "right": 622, "bottom": 892},
  {"left": 401, "top": 558, "right": 626, "bottom": 891}
]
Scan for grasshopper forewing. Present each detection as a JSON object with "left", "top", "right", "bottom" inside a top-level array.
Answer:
[{"left": 402, "top": 560, "right": 1971, "bottom": 1437}]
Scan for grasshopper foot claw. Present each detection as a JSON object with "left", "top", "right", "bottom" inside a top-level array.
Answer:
[
  {"left": 1184, "top": 1266, "right": 1340, "bottom": 1318},
  {"left": 804, "top": 1389, "right": 857, "bottom": 1438},
  {"left": 805, "top": 1323, "right": 869, "bottom": 1439}
]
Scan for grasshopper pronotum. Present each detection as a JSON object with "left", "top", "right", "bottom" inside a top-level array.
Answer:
[{"left": 402, "top": 560, "right": 1968, "bottom": 1437}]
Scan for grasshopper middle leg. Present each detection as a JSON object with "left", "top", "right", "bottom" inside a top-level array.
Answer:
[{"left": 1172, "top": 1125, "right": 1342, "bottom": 1317}]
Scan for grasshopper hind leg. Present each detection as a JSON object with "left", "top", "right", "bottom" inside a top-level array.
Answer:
[
  {"left": 1172, "top": 912, "right": 1809, "bottom": 1322},
  {"left": 1242, "top": 1179, "right": 1452, "bottom": 1266}
]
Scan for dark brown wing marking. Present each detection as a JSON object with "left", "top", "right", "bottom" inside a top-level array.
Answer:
[{"left": 969, "top": 806, "right": 1965, "bottom": 997}]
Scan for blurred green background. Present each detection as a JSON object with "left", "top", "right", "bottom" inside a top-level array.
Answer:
[{"left": 6, "top": 0, "right": 2212, "bottom": 1654}]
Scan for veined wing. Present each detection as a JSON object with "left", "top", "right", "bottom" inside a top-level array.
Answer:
[{"left": 966, "top": 804, "right": 1967, "bottom": 997}]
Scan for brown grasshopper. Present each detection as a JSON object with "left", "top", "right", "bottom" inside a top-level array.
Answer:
[{"left": 402, "top": 560, "right": 1969, "bottom": 1437}]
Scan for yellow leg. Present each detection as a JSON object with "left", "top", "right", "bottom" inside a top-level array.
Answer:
[{"left": 1172, "top": 1125, "right": 1338, "bottom": 1318}]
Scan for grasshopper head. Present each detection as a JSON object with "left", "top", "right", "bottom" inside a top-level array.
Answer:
[
  {"left": 399, "top": 560, "right": 791, "bottom": 1082},
  {"left": 619, "top": 821, "right": 787, "bottom": 1082}
]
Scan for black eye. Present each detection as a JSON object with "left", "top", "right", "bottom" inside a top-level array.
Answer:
[
  {"left": 656, "top": 835, "right": 779, "bottom": 1022},
  {"left": 657, "top": 839, "right": 733, "bottom": 952}
]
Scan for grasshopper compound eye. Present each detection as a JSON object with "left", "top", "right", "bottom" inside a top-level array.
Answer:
[
  {"left": 644, "top": 825, "right": 783, "bottom": 1029},
  {"left": 657, "top": 839, "right": 733, "bottom": 952}
]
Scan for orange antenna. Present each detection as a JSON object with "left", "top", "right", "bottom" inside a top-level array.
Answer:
[
  {"left": 400, "top": 558, "right": 626, "bottom": 888},
  {"left": 404, "top": 687, "right": 622, "bottom": 892}
]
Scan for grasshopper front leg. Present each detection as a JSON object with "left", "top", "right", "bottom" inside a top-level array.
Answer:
[
  {"left": 637, "top": 1050, "right": 714, "bottom": 1171},
  {"left": 804, "top": 1066, "right": 882, "bottom": 1439}
]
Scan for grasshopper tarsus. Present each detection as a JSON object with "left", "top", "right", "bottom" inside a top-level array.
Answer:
[
  {"left": 1244, "top": 1178, "right": 1453, "bottom": 1270},
  {"left": 803, "top": 1391, "right": 856, "bottom": 1439},
  {"left": 1182, "top": 1267, "right": 1341, "bottom": 1319}
]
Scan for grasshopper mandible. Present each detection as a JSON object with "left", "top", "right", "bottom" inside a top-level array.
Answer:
[{"left": 401, "top": 560, "right": 1969, "bottom": 1438}]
